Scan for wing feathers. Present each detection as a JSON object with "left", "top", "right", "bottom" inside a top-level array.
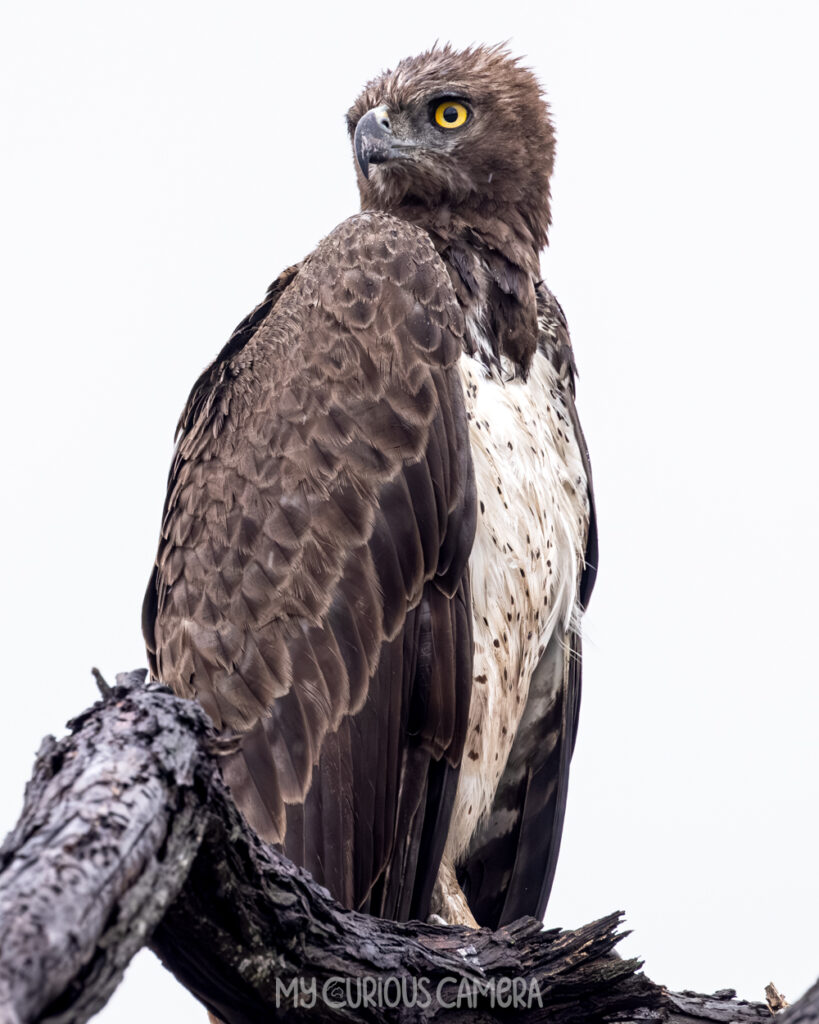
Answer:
[{"left": 144, "top": 213, "right": 475, "bottom": 920}]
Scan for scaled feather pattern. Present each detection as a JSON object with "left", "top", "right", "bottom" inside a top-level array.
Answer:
[{"left": 143, "top": 43, "right": 596, "bottom": 928}]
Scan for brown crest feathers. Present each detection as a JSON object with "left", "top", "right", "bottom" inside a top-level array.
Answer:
[{"left": 347, "top": 44, "right": 555, "bottom": 375}]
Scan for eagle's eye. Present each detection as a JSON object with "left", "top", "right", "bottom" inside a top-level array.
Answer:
[{"left": 433, "top": 100, "right": 469, "bottom": 129}]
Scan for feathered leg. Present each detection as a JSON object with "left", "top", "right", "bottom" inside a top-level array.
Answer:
[{"left": 429, "top": 855, "right": 479, "bottom": 928}]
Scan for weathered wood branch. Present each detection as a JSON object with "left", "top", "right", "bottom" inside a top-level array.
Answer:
[
  {"left": 0, "top": 674, "right": 799, "bottom": 1024},
  {"left": 780, "top": 978, "right": 819, "bottom": 1024}
]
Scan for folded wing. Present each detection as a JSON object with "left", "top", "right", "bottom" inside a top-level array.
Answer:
[{"left": 143, "top": 213, "right": 476, "bottom": 920}]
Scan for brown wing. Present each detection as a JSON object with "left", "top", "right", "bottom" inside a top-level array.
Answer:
[
  {"left": 457, "top": 282, "right": 596, "bottom": 927},
  {"left": 143, "top": 213, "right": 476, "bottom": 920}
]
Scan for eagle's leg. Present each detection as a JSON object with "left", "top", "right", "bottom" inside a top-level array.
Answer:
[{"left": 428, "top": 855, "right": 479, "bottom": 928}]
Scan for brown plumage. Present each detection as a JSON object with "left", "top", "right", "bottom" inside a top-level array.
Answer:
[
  {"left": 143, "top": 44, "right": 596, "bottom": 930},
  {"left": 349, "top": 46, "right": 554, "bottom": 377}
]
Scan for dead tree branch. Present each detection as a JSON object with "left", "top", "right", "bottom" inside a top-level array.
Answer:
[{"left": 0, "top": 674, "right": 798, "bottom": 1024}]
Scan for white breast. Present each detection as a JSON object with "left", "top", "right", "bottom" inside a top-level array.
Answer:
[{"left": 445, "top": 348, "right": 590, "bottom": 860}]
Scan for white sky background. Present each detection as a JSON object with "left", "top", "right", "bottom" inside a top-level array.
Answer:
[{"left": 2, "top": 1, "right": 818, "bottom": 1019}]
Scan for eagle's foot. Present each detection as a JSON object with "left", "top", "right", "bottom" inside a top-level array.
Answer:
[{"left": 429, "top": 856, "right": 479, "bottom": 928}]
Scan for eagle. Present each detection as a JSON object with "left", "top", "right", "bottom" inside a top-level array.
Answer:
[{"left": 143, "top": 43, "right": 597, "bottom": 934}]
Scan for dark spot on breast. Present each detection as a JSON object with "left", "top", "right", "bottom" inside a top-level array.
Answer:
[
  {"left": 468, "top": 750, "right": 479, "bottom": 761},
  {"left": 493, "top": 638, "right": 500, "bottom": 648},
  {"left": 475, "top": 673, "right": 488, "bottom": 684}
]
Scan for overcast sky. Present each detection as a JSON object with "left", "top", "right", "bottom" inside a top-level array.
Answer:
[{"left": 2, "top": 1, "right": 818, "bottom": 1020}]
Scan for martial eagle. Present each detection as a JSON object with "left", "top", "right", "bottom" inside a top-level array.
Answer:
[{"left": 143, "top": 44, "right": 597, "bottom": 933}]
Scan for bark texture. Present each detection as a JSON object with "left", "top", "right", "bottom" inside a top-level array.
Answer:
[{"left": 0, "top": 674, "right": 799, "bottom": 1024}]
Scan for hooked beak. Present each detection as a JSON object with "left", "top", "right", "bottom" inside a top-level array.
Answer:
[{"left": 354, "top": 106, "right": 394, "bottom": 179}]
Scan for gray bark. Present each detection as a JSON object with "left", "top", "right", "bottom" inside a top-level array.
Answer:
[{"left": 0, "top": 673, "right": 797, "bottom": 1024}]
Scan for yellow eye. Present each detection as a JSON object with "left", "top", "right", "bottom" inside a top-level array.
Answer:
[{"left": 433, "top": 101, "right": 469, "bottom": 129}]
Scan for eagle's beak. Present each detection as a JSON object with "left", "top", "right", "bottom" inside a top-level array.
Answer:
[{"left": 354, "top": 106, "right": 394, "bottom": 179}]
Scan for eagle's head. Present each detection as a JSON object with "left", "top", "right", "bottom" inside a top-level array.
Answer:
[{"left": 347, "top": 44, "right": 555, "bottom": 251}]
